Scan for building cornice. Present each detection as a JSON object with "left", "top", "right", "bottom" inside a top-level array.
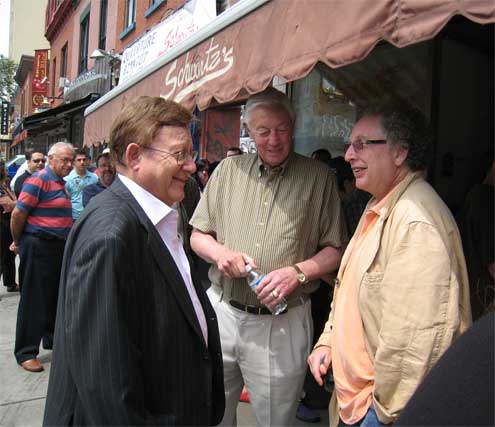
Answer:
[{"left": 45, "top": 0, "right": 73, "bottom": 41}]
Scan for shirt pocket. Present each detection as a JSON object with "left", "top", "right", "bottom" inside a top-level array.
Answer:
[{"left": 362, "top": 271, "right": 384, "bottom": 289}]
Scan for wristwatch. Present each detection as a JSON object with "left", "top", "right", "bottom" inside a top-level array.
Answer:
[{"left": 292, "top": 264, "right": 307, "bottom": 285}]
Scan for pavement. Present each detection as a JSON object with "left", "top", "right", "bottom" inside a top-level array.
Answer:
[{"left": 0, "top": 270, "right": 328, "bottom": 427}]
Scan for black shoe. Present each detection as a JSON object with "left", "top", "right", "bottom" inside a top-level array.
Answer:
[{"left": 6, "top": 284, "right": 19, "bottom": 292}]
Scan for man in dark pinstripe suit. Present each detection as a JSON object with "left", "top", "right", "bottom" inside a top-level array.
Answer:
[{"left": 43, "top": 97, "right": 225, "bottom": 426}]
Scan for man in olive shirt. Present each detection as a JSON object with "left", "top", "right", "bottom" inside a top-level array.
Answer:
[{"left": 190, "top": 88, "right": 346, "bottom": 426}]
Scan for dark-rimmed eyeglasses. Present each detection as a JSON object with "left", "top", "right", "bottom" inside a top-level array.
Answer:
[
  {"left": 344, "top": 139, "right": 387, "bottom": 153},
  {"left": 32, "top": 158, "right": 46, "bottom": 164},
  {"left": 143, "top": 146, "right": 198, "bottom": 165}
]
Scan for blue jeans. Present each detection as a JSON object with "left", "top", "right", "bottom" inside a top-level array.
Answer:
[{"left": 341, "top": 406, "right": 388, "bottom": 427}]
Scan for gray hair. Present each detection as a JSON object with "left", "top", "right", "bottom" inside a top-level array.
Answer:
[
  {"left": 360, "top": 104, "right": 432, "bottom": 171},
  {"left": 48, "top": 142, "right": 75, "bottom": 157},
  {"left": 244, "top": 87, "right": 295, "bottom": 128}
]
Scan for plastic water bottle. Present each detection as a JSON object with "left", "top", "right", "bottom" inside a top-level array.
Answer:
[{"left": 245, "top": 265, "right": 288, "bottom": 315}]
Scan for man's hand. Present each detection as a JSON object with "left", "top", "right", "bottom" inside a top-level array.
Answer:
[
  {"left": 255, "top": 266, "right": 300, "bottom": 310},
  {"left": 0, "top": 198, "right": 15, "bottom": 213},
  {"left": 9, "top": 241, "right": 19, "bottom": 254},
  {"left": 308, "top": 346, "right": 331, "bottom": 386},
  {"left": 216, "top": 247, "right": 255, "bottom": 279}
]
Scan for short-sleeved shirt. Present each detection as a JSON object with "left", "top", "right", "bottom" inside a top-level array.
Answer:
[
  {"left": 16, "top": 165, "right": 73, "bottom": 239},
  {"left": 64, "top": 169, "right": 98, "bottom": 219},
  {"left": 190, "top": 152, "right": 346, "bottom": 306}
]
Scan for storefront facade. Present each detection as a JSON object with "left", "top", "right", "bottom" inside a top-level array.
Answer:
[{"left": 83, "top": 0, "right": 494, "bottom": 211}]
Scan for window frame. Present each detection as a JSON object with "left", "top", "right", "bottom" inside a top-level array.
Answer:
[{"left": 78, "top": 12, "right": 90, "bottom": 74}]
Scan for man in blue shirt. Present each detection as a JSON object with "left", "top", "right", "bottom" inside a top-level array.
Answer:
[{"left": 64, "top": 148, "right": 98, "bottom": 220}]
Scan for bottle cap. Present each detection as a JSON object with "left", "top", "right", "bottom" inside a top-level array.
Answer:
[{"left": 245, "top": 264, "right": 253, "bottom": 273}]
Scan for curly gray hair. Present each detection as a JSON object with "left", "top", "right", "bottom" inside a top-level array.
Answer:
[{"left": 360, "top": 104, "right": 432, "bottom": 171}]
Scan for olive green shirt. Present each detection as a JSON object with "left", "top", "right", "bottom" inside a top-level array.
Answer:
[{"left": 190, "top": 152, "right": 347, "bottom": 306}]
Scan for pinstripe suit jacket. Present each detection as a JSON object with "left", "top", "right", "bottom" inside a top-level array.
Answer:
[{"left": 43, "top": 178, "right": 224, "bottom": 426}]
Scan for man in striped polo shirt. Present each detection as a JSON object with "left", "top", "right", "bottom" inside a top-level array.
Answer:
[
  {"left": 191, "top": 88, "right": 347, "bottom": 426},
  {"left": 10, "top": 141, "right": 74, "bottom": 373}
]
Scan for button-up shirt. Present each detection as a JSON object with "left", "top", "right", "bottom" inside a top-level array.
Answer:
[
  {"left": 191, "top": 152, "right": 347, "bottom": 306},
  {"left": 119, "top": 174, "right": 208, "bottom": 344}
]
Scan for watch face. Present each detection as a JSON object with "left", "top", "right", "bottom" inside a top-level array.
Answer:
[{"left": 297, "top": 273, "right": 306, "bottom": 283}]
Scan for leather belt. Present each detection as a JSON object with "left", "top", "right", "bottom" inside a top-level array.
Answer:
[{"left": 229, "top": 295, "right": 307, "bottom": 316}]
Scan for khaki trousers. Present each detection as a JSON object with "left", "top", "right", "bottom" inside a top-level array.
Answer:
[{"left": 208, "top": 286, "right": 313, "bottom": 426}]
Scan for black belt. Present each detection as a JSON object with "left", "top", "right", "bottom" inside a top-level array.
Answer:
[{"left": 228, "top": 295, "right": 307, "bottom": 316}]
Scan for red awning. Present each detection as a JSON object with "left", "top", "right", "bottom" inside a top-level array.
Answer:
[{"left": 84, "top": 0, "right": 495, "bottom": 147}]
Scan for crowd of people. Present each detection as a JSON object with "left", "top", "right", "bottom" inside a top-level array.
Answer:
[{"left": 0, "top": 89, "right": 492, "bottom": 427}]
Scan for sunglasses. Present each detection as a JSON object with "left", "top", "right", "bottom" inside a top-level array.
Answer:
[{"left": 32, "top": 159, "right": 47, "bottom": 164}]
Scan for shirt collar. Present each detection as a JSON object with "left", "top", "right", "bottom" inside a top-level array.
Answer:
[
  {"left": 118, "top": 173, "right": 176, "bottom": 226},
  {"left": 256, "top": 152, "right": 292, "bottom": 178},
  {"left": 45, "top": 165, "right": 64, "bottom": 183}
]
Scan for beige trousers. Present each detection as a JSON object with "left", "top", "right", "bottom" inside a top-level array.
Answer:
[{"left": 208, "top": 286, "right": 313, "bottom": 427}]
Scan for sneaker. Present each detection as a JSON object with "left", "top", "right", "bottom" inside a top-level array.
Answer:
[{"left": 296, "top": 401, "right": 321, "bottom": 423}]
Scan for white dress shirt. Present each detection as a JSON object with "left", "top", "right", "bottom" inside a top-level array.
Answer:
[{"left": 119, "top": 174, "right": 208, "bottom": 345}]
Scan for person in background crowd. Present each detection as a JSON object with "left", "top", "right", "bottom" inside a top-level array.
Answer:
[
  {"left": 81, "top": 152, "right": 116, "bottom": 207},
  {"left": 311, "top": 148, "right": 333, "bottom": 166},
  {"left": 10, "top": 142, "right": 74, "bottom": 373},
  {"left": 85, "top": 154, "right": 97, "bottom": 173},
  {"left": 194, "top": 158, "right": 210, "bottom": 192},
  {"left": 331, "top": 156, "right": 371, "bottom": 236},
  {"left": 43, "top": 96, "right": 224, "bottom": 426},
  {"left": 14, "top": 150, "right": 46, "bottom": 198},
  {"left": 308, "top": 104, "right": 471, "bottom": 427},
  {"left": 0, "top": 160, "right": 18, "bottom": 292},
  {"left": 457, "top": 158, "right": 494, "bottom": 321},
  {"left": 226, "top": 146, "right": 243, "bottom": 157},
  {"left": 9, "top": 153, "right": 29, "bottom": 191},
  {"left": 178, "top": 176, "right": 211, "bottom": 290},
  {"left": 190, "top": 87, "right": 346, "bottom": 426},
  {"left": 64, "top": 148, "right": 98, "bottom": 221}
]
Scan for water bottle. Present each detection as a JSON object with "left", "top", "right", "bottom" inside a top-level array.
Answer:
[{"left": 245, "top": 265, "right": 288, "bottom": 315}]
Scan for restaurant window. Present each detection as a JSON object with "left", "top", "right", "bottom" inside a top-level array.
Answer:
[
  {"left": 99, "top": 0, "right": 108, "bottom": 50},
  {"left": 79, "top": 12, "right": 90, "bottom": 73},
  {"left": 292, "top": 42, "right": 433, "bottom": 159},
  {"left": 60, "top": 43, "right": 68, "bottom": 78}
]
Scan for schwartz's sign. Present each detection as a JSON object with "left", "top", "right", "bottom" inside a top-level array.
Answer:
[{"left": 161, "top": 38, "right": 233, "bottom": 103}]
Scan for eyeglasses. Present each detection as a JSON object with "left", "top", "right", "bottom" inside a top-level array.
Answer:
[
  {"left": 344, "top": 139, "right": 387, "bottom": 153},
  {"left": 54, "top": 156, "right": 74, "bottom": 164},
  {"left": 32, "top": 159, "right": 46, "bottom": 164},
  {"left": 143, "top": 146, "right": 198, "bottom": 165},
  {"left": 252, "top": 125, "right": 291, "bottom": 139}
]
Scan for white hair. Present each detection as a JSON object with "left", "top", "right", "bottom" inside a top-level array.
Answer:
[
  {"left": 244, "top": 87, "right": 295, "bottom": 128},
  {"left": 48, "top": 141, "right": 75, "bottom": 157}
]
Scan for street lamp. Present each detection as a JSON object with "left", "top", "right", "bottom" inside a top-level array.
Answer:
[{"left": 90, "top": 49, "right": 122, "bottom": 89}]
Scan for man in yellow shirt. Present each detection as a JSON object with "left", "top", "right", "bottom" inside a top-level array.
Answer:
[{"left": 308, "top": 105, "right": 471, "bottom": 426}]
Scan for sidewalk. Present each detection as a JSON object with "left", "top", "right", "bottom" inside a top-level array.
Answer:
[{"left": 0, "top": 288, "right": 328, "bottom": 427}]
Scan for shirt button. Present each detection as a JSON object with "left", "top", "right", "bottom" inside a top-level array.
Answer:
[{"left": 255, "top": 243, "right": 261, "bottom": 248}]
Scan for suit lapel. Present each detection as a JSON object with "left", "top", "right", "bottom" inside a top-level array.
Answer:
[{"left": 109, "top": 178, "right": 207, "bottom": 347}]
